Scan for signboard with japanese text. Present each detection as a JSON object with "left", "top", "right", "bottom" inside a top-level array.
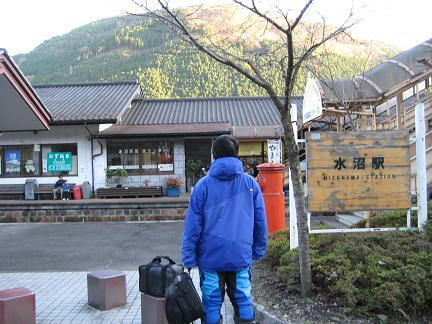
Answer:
[
  {"left": 47, "top": 152, "right": 72, "bottom": 172},
  {"left": 306, "top": 131, "right": 411, "bottom": 212},
  {"left": 267, "top": 139, "right": 282, "bottom": 163},
  {"left": 302, "top": 78, "right": 323, "bottom": 124}
]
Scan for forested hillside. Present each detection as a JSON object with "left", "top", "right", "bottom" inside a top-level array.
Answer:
[{"left": 13, "top": 8, "right": 398, "bottom": 99}]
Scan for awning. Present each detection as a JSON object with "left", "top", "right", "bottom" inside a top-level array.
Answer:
[{"left": 0, "top": 49, "right": 51, "bottom": 132}]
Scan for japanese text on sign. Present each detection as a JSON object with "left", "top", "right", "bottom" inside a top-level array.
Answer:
[
  {"left": 47, "top": 152, "right": 72, "bottom": 172},
  {"left": 267, "top": 139, "right": 282, "bottom": 163},
  {"left": 306, "top": 131, "right": 411, "bottom": 212}
]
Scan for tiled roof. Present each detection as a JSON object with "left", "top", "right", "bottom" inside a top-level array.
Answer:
[
  {"left": 34, "top": 81, "right": 140, "bottom": 124},
  {"left": 320, "top": 38, "right": 432, "bottom": 103},
  {"left": 120, "top": 96, "right": 303, "bottom": 127}
]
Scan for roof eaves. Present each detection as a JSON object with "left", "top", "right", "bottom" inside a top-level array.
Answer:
[{"left": 33, "top": 80, "right": 139, "bottom": 88}]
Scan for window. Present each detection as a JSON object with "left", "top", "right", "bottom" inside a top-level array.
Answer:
[
  {"left": 107, "top": 144, "right": 140, "bottom": 175},
  {"left": 107, "top": 141, "right": 174, "bottom": 175},
  {"left": 42, "top": 143, "right": 78, "bottom": 176},
  {"left": 3, "top": 145, "right": 41, "bottom": 177},
  {"left": 0, "top": 143, "right": 77, "bottom": 177}
]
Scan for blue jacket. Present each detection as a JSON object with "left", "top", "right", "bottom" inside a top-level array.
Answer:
[{"left": 182, "top": 157, "right": 268, "bottom": 272}]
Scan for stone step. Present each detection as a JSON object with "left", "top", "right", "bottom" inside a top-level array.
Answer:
[{"left": 336, "top": 212, "right": 365, "bottom": 227}]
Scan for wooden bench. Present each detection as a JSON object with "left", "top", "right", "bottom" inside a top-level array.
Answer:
[
  {"left": 96, "top": 186, "right": 163, "bottom": 198},
  {"left": 0, "top": 184, "right": 25, "bottom": 199},
  {"left": 36, "top": 183, "right": 75, "bottom": 200}
]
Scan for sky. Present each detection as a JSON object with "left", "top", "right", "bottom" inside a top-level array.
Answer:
[{"left": 1, "top": 0, "right": 431, "bottom": 56}]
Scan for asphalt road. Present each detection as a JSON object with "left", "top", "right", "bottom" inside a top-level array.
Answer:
[{"left": 0, "top": 222, "right": 184, "bottom": 272}]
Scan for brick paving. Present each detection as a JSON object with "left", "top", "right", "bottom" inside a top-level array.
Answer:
[{"left": 0, "top": 270, "right": 234, "bottom": 324}]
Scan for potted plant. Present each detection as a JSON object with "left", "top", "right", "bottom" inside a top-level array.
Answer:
[
  {"left": 185, "top": 159, "right": 203, "bottom": 191},
  {"left": 105, "top": 168, "right": 128, "bottom": 187},
  {"left": 165, "top": 176, "right": 182, "bottom": 197}
]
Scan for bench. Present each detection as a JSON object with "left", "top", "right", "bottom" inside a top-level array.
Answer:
[
  {"left": 0, "top": 184, "right": 25, "bottom": 199},
  {"left": 36, "top": 183, "right": 75, "bottom": 200},
  {"left": 96, "top": 186, "right": 163, "bottom": 198}
]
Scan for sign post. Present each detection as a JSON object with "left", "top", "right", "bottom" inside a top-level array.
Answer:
[
  {"left": 415, "top": 103, "right": 428, "bottom": 230},
  {"left": 289, "top": 104, "right": 299, "bottom": 250}
]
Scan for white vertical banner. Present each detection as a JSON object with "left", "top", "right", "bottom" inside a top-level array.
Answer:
[
  {"left": 289, "top": 104, "right": 299, "bottom": 249},
  {"left": 267, "top": 139, "right": 282, "bottom": 164}
]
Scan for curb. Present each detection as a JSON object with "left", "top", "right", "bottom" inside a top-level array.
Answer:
[{"left": 254, "top": 303, "right": 289, "bottom": 324}]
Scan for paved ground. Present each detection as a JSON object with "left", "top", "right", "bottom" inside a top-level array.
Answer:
[
  {"left": 0, "top": 271, "right": 235, "bottom": 323},
  {"left": 0, "top": 222, "right": 183, "bottom": 272},
  {"left": 0, "top": 219, "right": 343, "bottom": 323}
]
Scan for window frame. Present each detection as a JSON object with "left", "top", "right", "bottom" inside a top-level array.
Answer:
[{"left": 107, "top": 140, "right": 175, "bottom": 175}]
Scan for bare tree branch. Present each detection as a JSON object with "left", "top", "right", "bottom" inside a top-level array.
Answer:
[
  {"left": 232, "top": 0, "right": 288, "bottom": 34},
  {"left": 291, "top": 0, "right": 314, "bottom": 31}
]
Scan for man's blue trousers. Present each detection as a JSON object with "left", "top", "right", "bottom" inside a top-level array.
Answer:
[{"left": 199, "top": 268, "right": 254, "bottom": 324}]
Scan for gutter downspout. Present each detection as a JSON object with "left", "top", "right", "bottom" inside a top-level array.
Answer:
[{"left": 85, "top": 126, "right": 103, "bottom": 197}]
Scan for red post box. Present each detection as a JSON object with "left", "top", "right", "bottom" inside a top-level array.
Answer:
[
  {"left": 72, "top": 185, "right": 83, "bottom": 200},
  {"left": 257, "top": 163, "right": 286, "bottom": 234}
]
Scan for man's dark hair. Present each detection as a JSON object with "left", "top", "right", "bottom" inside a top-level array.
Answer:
[{"left": 212, "top": 135, "right": 239, "bottom": 159}]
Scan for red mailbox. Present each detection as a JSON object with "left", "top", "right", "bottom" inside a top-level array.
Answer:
[{"left": 257, "top": 163, "right": 286, "bottom": 234}]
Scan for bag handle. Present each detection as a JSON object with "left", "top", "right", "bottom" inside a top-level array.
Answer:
[{"left": 152, "top": 256, "right": 176, "bottom": 264}]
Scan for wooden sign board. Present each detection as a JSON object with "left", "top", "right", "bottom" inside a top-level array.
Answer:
[{"left": 306, "top": 131, "right": 411, "bottom": 212}]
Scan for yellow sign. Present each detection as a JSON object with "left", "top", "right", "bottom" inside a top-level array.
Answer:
[{"left": 306, "top": 131, "right": 411, "bottom": 212}]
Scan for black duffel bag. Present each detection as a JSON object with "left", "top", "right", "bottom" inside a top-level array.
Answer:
[
  {"left": 165, "top": 271, "right": 205, "bottom": 324},
  {"left": 139, "top": 256, "right": 184, "bottom": 297}
]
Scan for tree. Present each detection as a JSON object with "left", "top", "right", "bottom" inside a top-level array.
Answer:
[{"left": 133, "top": 0, "right": 360, "bottom": 296}]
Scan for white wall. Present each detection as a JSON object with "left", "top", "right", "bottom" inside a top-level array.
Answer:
[
  {"left": 0, "top": 127, "right": 187, "bottom": 192},
  {"left": 0, "top": 125, "right": 99, "bottom": 187}
]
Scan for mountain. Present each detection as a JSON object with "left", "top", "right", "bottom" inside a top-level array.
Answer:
[{"left": 13, "top": 7, "right": 398, "bottom": 99}]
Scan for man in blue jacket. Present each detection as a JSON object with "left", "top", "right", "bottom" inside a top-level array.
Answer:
[{"left": 182, "top": 135, "right": 268, "bottom": 324}]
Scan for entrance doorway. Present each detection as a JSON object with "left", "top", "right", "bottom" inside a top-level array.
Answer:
[{"left": 184, "top": 138, "right": 212, "bottom": 192}]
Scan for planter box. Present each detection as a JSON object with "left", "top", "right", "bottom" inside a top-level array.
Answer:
[{"left": 165, "top": 188, "right": 180, "bottom": 197}]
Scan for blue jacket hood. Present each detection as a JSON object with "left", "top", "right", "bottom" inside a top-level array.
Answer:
[{"left": 209, "top": 157, "right": 244, "bottom": 180}]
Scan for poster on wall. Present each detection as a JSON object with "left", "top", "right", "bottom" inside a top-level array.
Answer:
[
  {"left": 5, "top": 150, "right": 21, "bottom": 173},
  {"left": 267, "top": 140, "right": 282, "bottom": 164},
  {"left": 47, "top": 152, "right": 72, "bottom": 172},
  {"left": 158, "top": 164, "right": 174, "bottom": 172}
]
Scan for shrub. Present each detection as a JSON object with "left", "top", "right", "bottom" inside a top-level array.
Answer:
[
  {"left": 265, "top": 229, "right": 432, "bottom": 316},
  {"left": 265, "top": 229, "right": 290, "bottom": 266}
]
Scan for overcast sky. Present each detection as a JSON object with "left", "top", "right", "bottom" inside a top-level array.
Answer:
[{"left": 1, "top": 0, "right": 431, "bottom": 55}]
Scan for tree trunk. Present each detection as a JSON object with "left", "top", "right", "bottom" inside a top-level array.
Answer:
[{"left": 283, "top": 117, "right": 313, "bottom": 297}]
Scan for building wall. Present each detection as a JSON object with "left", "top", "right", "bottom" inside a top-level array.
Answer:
[
  {"left": 0, "top": 127, "right": 187, "bottom": 193},
  {"left": 0, "top": 125, "right": 104, "bottom": 188}
]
